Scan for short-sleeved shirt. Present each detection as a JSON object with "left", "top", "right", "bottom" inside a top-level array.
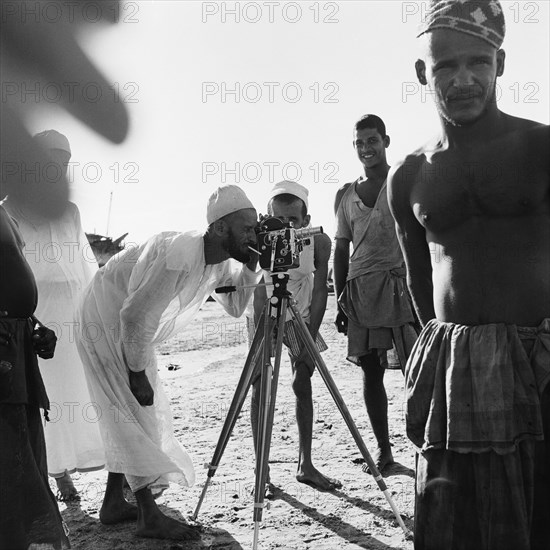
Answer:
[
  {"left": 335, "top": 179, "right": 404, "bottom": 281},
  {"left": 335, "top": 179, "right": 415, "bottom": 330}
]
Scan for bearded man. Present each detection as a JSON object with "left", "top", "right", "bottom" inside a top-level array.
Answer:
[{"left": 76, "top": 185, "right": 261, "bottom": 541}]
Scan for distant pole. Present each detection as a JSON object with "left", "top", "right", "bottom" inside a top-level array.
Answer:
[{"left": 106, "top": 191, "right": 113, "bottom": 236}]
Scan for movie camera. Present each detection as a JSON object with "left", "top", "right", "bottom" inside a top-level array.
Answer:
[{"left": 255, "top": 215, "right": 323, "bottom": 272}]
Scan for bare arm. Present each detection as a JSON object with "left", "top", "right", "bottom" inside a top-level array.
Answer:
[
  {"left": 308, "top": 233, "right": 331, "bottom": 338},
  {"left": 332, "top": 237, "right": 350, "bottom": 333},
  {"left": 333, "top": 185, "right": 352, "bottom": 307},
  {"left": 333, "top": 238, "right": 350, "bottom": 308},
  {"left": 388, "top": 161, "right": 435, "bottom": 326},
  {"left": 212, "top": 262, "right": 262, "bottom": 318}
]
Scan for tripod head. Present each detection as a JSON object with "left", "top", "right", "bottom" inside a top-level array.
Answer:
[
  {"left": 269, "top": 271, "right": 290, "bottom": 297},
  {"left": 266, "top": 272, "right": 292, "bottom": 321}
]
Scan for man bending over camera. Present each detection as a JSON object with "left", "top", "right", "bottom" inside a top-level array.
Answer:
[{"left": 76, "top": 185, "right": 262, "bottom": 541}]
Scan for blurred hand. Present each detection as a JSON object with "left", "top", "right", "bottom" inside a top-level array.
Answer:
[
  {"left": 1, "top": 0, "right": 129, "bottom": 217},
  {"left": 129, "top": 370, "right": 154, "bottom": 406},
  {"left": 32, "top": 325, "right": 57, "bottom": 359},
  {"left": 334, "top": 309, "right": 348, "bottom": 335}
]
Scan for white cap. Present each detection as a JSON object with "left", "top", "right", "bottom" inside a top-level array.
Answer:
[
  {"left": 33, "top": 130, "right": 71, "bottom": 155},
  {"left": 206, "top": 185, "right": 255, "bottom": 224},
  {"left": 270, "top": 180, "right": 309, "bottom": 210}
]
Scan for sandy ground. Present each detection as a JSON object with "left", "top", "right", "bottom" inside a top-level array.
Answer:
[{"left": 56, "top": 295, "right": 416, "bottom": 550}]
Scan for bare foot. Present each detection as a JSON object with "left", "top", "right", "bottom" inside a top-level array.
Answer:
[
  {"left": 264, "top": 482, "right": 276, "bottom": 499},
  {"left": 249, "top": 481, "right": 276, "bottom": 499},
  {"left": 296, "top": 466, "right": 342, "bottom": 491},
  {"left": 363, "top": 447, "right": 395, "bottom": 474},
  {"left": 100, "top": 500, "right": 138, "bottom": 525},
  {"left": 55, "top": 472, "right": 80, "bottom": 502},
  {"left": 136, "top": 512, "right": 200, "bottom": 540},
  {"left": 250, "top": 466, "right": 275, "bottom": 498}
]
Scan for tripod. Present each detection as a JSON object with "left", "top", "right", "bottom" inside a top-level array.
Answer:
[{"left": 193, "top": 272, "right": 412, "bottom": 548}]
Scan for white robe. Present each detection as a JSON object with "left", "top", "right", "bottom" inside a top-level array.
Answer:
[
  {"left": 1, "top": 199, "right": 105, "bottom": 476},
  {"left": 75, "top": 230, "right": 261, "bottom": 492}
]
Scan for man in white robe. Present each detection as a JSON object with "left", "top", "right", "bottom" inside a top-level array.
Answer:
[
  {"left": 76, "top": 185, "right": 261, "bottom": 540},
  {"left": 2, "top": 130, "right": 105, "bottom": 501}
]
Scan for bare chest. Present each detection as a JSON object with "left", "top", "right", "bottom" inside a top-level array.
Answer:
[
  {"left": 356, "top": 180, "right": 384, "bottom": 208},
  {"left": 411, "top": 147, "right": 548, "bottom": 232}
]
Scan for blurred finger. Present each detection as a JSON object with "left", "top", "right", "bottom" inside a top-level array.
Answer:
[{"left": 1, "top": 0, "right": 129, "bottom": 143}]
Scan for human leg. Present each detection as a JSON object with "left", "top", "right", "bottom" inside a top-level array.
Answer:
[
  {"left": 52, "top": 470, "right": 79, "bottom": 501},
  {"left": 360, "top": 350, "right": 394, "bottom": 471},
  {"left": 99, "top": 472, "right": 138, "bottom": 524},
  {"left": 292, "top": 358, "right": 341, "bottom": 490}
]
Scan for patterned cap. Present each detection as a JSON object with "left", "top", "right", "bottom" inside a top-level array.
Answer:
[{"left": 418, "top": 0, "right": 505, "bottom": 49}]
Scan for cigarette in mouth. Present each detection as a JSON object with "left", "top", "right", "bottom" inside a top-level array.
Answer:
[{"left": 248, "top": 246, "right": 261, "bottom": 255}]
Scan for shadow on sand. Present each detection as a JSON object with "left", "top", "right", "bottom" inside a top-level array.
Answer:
[
  {"left": 382, "top": 461, "right": 415, "bottom": 479},
  {"left": 61, "top": 501, "right": 243, "bottom": 549},
  {"left": 274, "top": 485, "right": 412, "bottom": 550}
]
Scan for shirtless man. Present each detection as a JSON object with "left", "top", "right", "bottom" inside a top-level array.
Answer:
[{"left": 388, "top": 1, "right": 549, "bottom": 548}]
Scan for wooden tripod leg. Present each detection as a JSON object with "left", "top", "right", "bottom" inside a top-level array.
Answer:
[
  {"left": 252, "top": 296, "right": 288, "bottom": 549},
  {"left": 193, "top": 306, "right": 267, "bottom": 520},
  {"left": 287, "top": 302, "right": 413, "bottom": 540}
]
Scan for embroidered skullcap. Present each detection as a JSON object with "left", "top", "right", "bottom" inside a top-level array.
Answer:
[
  {"left": 206, "top": 185, "right": 255, "bottom": 224},
  {"left": 270, "top": 180, "right": 309, "bottom": 211},
  {"left": 33, "top": 130, "right": 71, "bottom": 155},
  {"left": 418, "top": 0, "right": 505, "bottom": 49}
]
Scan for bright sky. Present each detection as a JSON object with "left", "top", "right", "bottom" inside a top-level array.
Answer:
[{"left": 27, "top": 0, "right": 550, "bottom": 244}]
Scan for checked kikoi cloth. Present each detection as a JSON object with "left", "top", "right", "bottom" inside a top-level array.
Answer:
[{"left": 407, "top": 318, "right": 550, "bottom": 549}]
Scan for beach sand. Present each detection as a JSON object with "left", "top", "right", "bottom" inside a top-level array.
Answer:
[{"left": 56, "top": 295, "right": 415, "bottom": 550}]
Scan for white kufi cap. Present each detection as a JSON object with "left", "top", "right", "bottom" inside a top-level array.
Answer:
[
  {"left": 270, "top": 180, "right": 309, "bottom": 210},
  {"left": 207, "top": 185, "right": 255, "bottom": 224}
]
